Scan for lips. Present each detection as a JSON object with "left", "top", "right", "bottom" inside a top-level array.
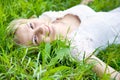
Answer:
[{"left": 45, "top": 25, "right": 51, "bottom": 36}]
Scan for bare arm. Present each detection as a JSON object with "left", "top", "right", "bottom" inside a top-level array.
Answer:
[
  {"left": 81, "top": 0, "right": 94, "bottom": 5},
  {"left": 86, "top": 55, "right": 120, "bottom": 80}
]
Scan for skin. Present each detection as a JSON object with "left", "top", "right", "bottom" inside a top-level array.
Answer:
[
  {"left": 14, "top": 13, "right": 120, "bottom": 79},
  {"left": 15, "top": 18, "right": 56, "bottom": 46},
  {"left": 15, "top": 14, "right": 80, "bottom": 46}
]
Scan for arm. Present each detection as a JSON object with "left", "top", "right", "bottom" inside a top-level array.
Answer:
[
  {"left": 86, "top": 55, "right": 120, "bottom": 80},
  {"left": 69, "top": 31, "right": 120, "bottom": 79},
  {"left": 81, "top": 0, "right": 94, "bottom": 5}
]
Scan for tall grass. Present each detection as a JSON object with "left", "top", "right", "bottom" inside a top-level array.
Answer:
[{"left": 0, "top": 0, "right": 120, "bottom": 79}]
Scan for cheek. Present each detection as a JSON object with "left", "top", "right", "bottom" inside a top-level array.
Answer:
[
  {"left": 44, "top": 37, "right": 51, "bottom": 42},
  {"left": 37, "top": 35, "right": 44, "bottom": 43},
  {"left": 41, "top": 36, "right": 52, "bottom": 43}
]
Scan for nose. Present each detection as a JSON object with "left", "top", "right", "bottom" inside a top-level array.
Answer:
[
  {"left": 34, "top": 24, "right": 45, "bottom": 34},
  {"left": 34, "top": 24, "right": 50, "bottom": 36}
]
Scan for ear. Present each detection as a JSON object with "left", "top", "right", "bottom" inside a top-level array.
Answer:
[{"left": 29, "top": 15, "right": 37, "bottom": 19}]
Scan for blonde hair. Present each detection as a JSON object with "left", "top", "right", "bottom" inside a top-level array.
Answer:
[
  {"left": 7, "top": 19, "right": 29, "bottom": 45},
  {"left": 7, "top": 19, "right": 28, "bottom": 36}
]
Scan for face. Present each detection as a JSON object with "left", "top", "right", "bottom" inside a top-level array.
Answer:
[{"left": 15, "top": 18, "right": 56, "bottom": 46}]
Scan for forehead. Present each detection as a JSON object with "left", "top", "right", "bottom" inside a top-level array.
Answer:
[{"left": 15, "top": 24, "right": 33, "bottom": 45}]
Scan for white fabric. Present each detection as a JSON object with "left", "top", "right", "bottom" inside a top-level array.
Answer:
[
  {"left": 39, "top": 5, "right": 120, "bottom": 60},
  {"left": 40, "top": 5, "right": 96, "bottom": 21}
]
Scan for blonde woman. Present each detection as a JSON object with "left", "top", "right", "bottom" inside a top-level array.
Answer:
[{"left": 7, "top": 4, "right": 120, "bottom": 79}]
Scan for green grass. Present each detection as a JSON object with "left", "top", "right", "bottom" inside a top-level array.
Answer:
[{"left": 0, "top": 0, "right": 120, "bottom": 80}]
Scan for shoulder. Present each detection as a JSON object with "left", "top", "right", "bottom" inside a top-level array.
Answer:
[{"left": 65, "top": 4, "right": 95, "bottom": 12}]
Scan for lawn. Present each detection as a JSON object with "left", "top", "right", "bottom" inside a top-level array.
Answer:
[{"left": 0, "top": 0, "right": 120, "bottom": 80}]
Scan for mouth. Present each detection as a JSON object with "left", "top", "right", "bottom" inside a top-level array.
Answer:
[
  {"left": 45, "top": 25, "right": 51, "bottom": 36},
  {"left": 44, "top": 24, "right": 55, "bottom": 40}
]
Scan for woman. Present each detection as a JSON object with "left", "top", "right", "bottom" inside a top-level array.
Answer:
[{"left": 7, "top": 4, "right": 120, "bottom": 79}]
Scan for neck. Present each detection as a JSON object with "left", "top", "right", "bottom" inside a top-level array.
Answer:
[{"left": 52, "top": 14, "right": 81, "bottom": 39}]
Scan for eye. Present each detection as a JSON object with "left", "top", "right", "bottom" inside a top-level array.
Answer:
[
  {"left": 32, "top": 35, "right": 38, "bottom": 45},
  {"left": 29, "top": 23, "right": 34, "bottom": 29}
]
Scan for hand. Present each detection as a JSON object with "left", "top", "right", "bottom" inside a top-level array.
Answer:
[{"left": 81, "top": 0, "right": 94, "bottom": 5}]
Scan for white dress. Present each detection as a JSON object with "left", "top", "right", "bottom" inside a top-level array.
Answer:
[{"left": 39, "top": 5, "right": 120, "bottom": 60}]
